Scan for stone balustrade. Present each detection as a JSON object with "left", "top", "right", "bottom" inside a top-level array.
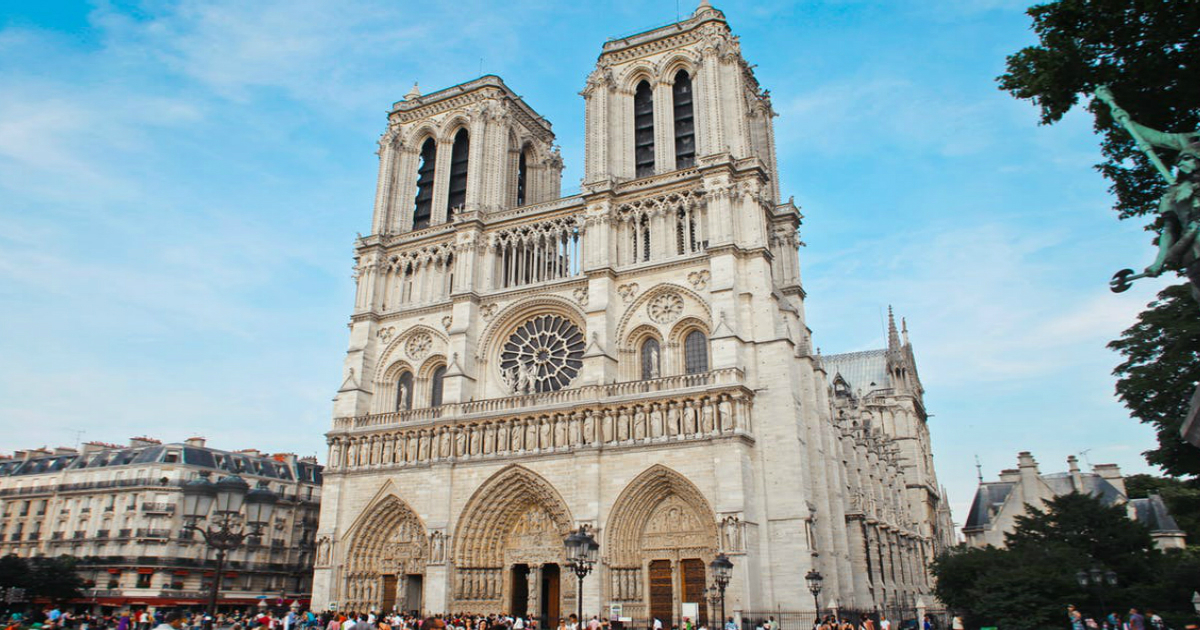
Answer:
[{"left": 326, "top": 369, "right": 752, "bottom": 472}]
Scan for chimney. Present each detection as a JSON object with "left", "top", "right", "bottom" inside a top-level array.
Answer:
[
  {"left": 1067, "top": 455, "right": 1084, "bottom": 492},
  {"left": 185, "top": 437, "right": 206, "bottom": 448},
  {"left": 998, "top": 468, "right": 1020, "bottom": 483},
  {"left": 235, "top": 449, "right": 261, "bottom": 458},
  {"left": 1093, "top": 463, "right": 1127, "bottom": 497},
  {"left": 129, "top": 437, "right": 161, "bottom": 448},
  {"left": 1017, "top": 451, "right": 1043, "bottom": 503},
  {"left": 53, "top": 447, "right": 78, "bottom": 456}
]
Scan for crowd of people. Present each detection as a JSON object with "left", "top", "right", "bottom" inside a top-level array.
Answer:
[{"left": 1067, "top": 605, "right": 1171, "bottom": 630}]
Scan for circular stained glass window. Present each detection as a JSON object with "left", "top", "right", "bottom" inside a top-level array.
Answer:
[{"left": 499, "top": 314, "right": 586, "bottom": 394}]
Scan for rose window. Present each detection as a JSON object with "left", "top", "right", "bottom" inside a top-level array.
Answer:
[{"left": 499, "top": 314, "right": 585, "bottom": 394}]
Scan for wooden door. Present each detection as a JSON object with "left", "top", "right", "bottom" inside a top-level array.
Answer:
[
  {"left": 381, "top": 574, "right": 398, "bottom": 612},
  {"left": 649, "top": 560, "right": 673, "bottom": 628},
  {"left": 542, "top": 563, "right": 561, "bottom": 625},
  {"left": 681, "top": 559, "right": 708, "bottom": 628}
]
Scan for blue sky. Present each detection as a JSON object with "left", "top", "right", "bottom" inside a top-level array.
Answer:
[{"left": 0, "top": 0, "right": 1174, "bottom": 526}]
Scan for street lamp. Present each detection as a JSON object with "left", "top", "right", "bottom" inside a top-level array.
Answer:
[
  {"left": 183, "top": 472, "right": 278, "bottom": 628},
  {"left": 805, "top": 570, "right": 824, "bottom": 619},
  {"left": 564, "top": 526, "right": 598, "bottom": 626},
  {"left": 710, "top": 553, "right": 733, "bottom": 629},
  {"left": 1076, "top": 567, "right": 1118, "bottom": 615}
]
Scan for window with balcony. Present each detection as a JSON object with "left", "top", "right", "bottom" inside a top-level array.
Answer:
[{"left": 684, "top": 330, "right": 709, "bottom": 374}]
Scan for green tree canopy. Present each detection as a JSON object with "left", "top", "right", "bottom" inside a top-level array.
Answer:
[
  {"left": 1125, "top": 473, "right": 1200, "bottom": 540},
  {"left": 998, "top": 0, "right": 1200, "bottom": 221},
  {"left": 1108, "top": 284, "right": 1200, "bottom": 476},
  {"left": 0, "top": 554, "right": 83, "bottom": 601},
  {"left": 933, "top": 492, "right": 1200, "bottom": 630}
]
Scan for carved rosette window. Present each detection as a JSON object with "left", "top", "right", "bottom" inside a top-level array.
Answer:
[{"left": 500, "top": 315, "right": 585, "bottom": 394}]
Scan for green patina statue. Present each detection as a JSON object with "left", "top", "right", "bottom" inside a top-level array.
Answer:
[{"left": 1098, "top": 86, "right": 1200, "bottom": 302}]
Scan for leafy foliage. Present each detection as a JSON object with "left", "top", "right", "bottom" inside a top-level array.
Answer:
[
  {"left": 1125, "top": 473, "right": 1200, "bottom": 540},
  {"left": 0, "top": 554, "right": 83, "bottom": 600},
  {"left": 1108, "top": 284, "right": 1200, "bottom": 476},
  {"left": 998, "top": 0, "right": 1200, "bottom": 220},
  {"left": 933, "top": 493, "right": 1200, "bottom": 629}
]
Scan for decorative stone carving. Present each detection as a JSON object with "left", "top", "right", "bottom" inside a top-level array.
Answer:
[
  {"left": 647, "top": 292, "right": 684, "bottom": 324},
  {"left": 481, "top": 304, "right": 498, "bottom": 320},
  {"left": 377, "top": 327, "right": 396, "bottom": 342},
  {"left": 442, "top": 315, "right": 453, "bottom": 331},
  {"left": 573, "top": 286, "right": 589, "bottom": 306},
  {"left": 315, "top": 536, "right": 332, "bottom": 567},
  {"left": 720, "top": 514, "right": 745, "bottom": 552},
  {"left": 687, "top": 270, "right": 710, "bottom": 290},
  {"left": 429, "top": 530, "right": 447, "bottom": 564},
  {"left": 405, "top": 331, "right": 433, "bottom": 360},
  {"left": 499, "top": 315, "right": 585, "bottom": 394},
  {"left": 618, "top": 283, "right": 640, "bottom": 303}
]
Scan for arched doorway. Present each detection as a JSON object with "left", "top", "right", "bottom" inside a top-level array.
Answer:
[
  {"left": 343, "top": 495, "right": 429, "bottom": 613},
  {"left": 606, "top": 465, "right": 720, "bottom": 628},
  {"left": 453, "top": 465, "right": 575, "bottom": 624}
]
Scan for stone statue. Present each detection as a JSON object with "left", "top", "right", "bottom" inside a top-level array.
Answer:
[
  {"left": 647, "top": 343, "right": 660, "bottom": 379},
  {"left": 1097, "top": 86, "right": 1200, "bottom": 303},
  {"left": 397, "top": 381, "right": 409, "bottom": 410}
]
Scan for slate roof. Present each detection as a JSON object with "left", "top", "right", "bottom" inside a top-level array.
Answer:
[
  {"left": 0, "top": 443, "right": 322, "bottom": 484},
  {"left": 820, "top": 349, "right": 890, "bottom": 395},
  {"left": 1130, "top": 495, "right": 1184, "bottom": 533},
  {"left": 964, "top": 482, "right": 1014, "bottom": 532}
]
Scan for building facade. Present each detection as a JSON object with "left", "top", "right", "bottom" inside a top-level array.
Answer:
[
  {"left": 0, "top": 437, "right": 322, "bottom": 612},
  {"left": 963, "top": 452, "right": 1186, "bottom": 551},
  {"left": 315, "top": 2, "right": 952, "bottom": 622}
]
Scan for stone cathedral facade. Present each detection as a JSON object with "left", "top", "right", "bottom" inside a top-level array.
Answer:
[{"left": 312, "top": 2, "right": 954, "bottom": 621}]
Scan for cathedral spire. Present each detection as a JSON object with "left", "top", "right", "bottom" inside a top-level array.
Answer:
[{"left": 887, "top": 305, "right": 901, "bottom": 353}]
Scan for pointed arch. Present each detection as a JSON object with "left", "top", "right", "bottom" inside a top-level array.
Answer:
[
  {"left": 452, "top": 464, "right": 574, "bottom": 568},
  {"left": 604, "top": 464, "right": 719, "bottom": 567},
  {"left": 342, "top": 491, "right": 429, "bottom": 612}
]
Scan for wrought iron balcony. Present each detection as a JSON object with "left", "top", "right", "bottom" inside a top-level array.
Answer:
[{"left": 141, "top": 502, "right": 176, "bottom": 514}]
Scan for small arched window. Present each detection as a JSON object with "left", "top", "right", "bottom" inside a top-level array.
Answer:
[
  {"left": 430, "top": 366, "right": 446, "bottom": 407},
  {"left": 395, "top": 371, "right": 414, "bottom": 411},
  {"left": 640, "top": 338, "right": 661, "bottom": 380},
  {"left": 634, "top": 80, "right": 655, "bottom": 177},
  {"left": 516, "top": 149, "right": 528, "bottom": 206},
  {"left": 673, "top": 70, "right": 695, "bottom": 168},
  {"left": 684, "top": 330, "right": 709, "bottom": 374},
  {"left": 447, "top": 129, "right": 470, "bottom": 215},
  {"left": 413, "top": 138, "right": 436, "bottom": 230}
]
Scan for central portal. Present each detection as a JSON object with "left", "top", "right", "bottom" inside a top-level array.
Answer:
[{"left": 511, "top": 564, "right": 530, "bottom": 617}]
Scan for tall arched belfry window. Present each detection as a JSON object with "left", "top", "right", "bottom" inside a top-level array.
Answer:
[
  {"left": 641, "top": 338, "right": 661, "bottom": 380},
  {"left": 430, "top": 366, "right": 446, "bottom": 407},
  {"left": 634, "top": 80, "right": 655, "bottom": 178},
  {"left": 396, "top": 371, "right": 414, "bottom": 411},
  {"left": 684, "top": 330, "right": 708, "bottom": 374},
  {"left": 673, "top": 70, "right": 695, "bottom": 168},
  {"left": 516, "top": 149, "right": 528, "bottom": 206},
  {"left": 413, "top": 139, "right": 436, "bottom": 230},
  {"left": 447, "top": 129, "right": 469, "bottom": 216}
]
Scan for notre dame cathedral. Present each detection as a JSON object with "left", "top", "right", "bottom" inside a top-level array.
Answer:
[{"left": 312, "top": 1, "right": 955, "bottom": 622}]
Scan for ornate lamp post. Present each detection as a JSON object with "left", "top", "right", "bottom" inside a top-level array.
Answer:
[
  {"left": 805, "top": 570, "right": 824, "bottom": 619},
  {"left": 564, "top": 526, "right": 599, "bottom": 625},
  {"left": 183, "top": 472, "right": 278, "bottom": 628},
  {"left": 1076, "top": 567, "right": 1118, "bottom": 615},
  {"left": 710, "top": 553, "right": 733, "bottom": 628}
]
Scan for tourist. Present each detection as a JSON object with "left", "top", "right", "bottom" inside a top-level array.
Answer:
[
  {"left": 152, "top": 614, "right": 185, "bottom": 630},
  {"left": 1128, "top": 609, "right": 1145, "bottom": 630}
]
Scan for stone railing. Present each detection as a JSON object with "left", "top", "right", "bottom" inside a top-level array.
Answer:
[
  {"left": 327, "top": 369, "right": 752, "bottom": 472},
  {"left": 333, "top": 368, "right": 744, "bottom": 431}
]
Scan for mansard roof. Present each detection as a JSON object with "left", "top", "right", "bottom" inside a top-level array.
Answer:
[
  {"left": 963, "top": 481, "right": 1014, "bottom": 533},
  {"left": 0, "top": 441, "right": 322, "bottom": 484},
  {"left": 1130, "top": 494, "right": 1184, "bottom": 534},
  {"left": 820, "top": 348, "right": 890, "bottom": 396}
]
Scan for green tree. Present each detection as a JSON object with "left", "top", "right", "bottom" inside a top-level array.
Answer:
[
  {"left": 998, "top": 0, "right": 1200, "bottom": 221},
  {"left": 1001, "top": 0, "right": 1200, "bottom": 474},
  {"left": 0, "top": 554, "right": 29, "bottom": 588},
  {"left": 1124, "top": 473, "right": 1200, "bottom": 540},
  {"left": 26, "top": 555, "right": 84, "bottom": 601},
  {"left": 930, "top": 493, "right": 1200, "bottom": 629},
  {"left": 1108, "top": 284, "right": 1200, "bottom": 476}
]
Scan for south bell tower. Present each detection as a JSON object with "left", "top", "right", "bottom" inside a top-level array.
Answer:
[{"left": 315, "top": 2, "right": 942, "bottom": 620}]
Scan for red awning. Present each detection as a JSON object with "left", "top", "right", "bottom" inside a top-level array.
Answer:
[
  {"left": 107, "top": 568, "right": 121, "bottom": 574},
  {"left": 173, "top": 570, "right": 189, "bottom": 576},
  {"left": 136, "top": 568, "right": 154, "bottom": 574}
]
